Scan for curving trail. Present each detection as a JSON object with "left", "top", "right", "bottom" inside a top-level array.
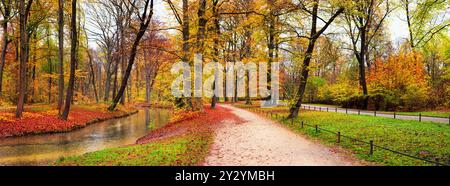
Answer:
[{"left": 203, "top": 104, "right": 362, "bottom": 166}]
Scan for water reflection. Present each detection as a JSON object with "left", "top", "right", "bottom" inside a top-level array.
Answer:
[{"left": 0, "top": 108, "right": 170, "bottom": 166}]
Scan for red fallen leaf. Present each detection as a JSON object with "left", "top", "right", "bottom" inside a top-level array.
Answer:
[
  {"left": 0, "top": 107, "right": 135, "bottom": 138},
  {"left": 136, "top": 105, "right": 245, "bottom": 144}
]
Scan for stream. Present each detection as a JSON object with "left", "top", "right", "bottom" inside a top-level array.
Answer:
[{"left": 0, "top": 109, "right": 171, "bottom": 165}]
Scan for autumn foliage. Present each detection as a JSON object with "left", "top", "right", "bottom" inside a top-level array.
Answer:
[
  {"left": 0, "top": 106, "right": 137, "bottom": 138},
  {"left": 367, "top": 52, "right": 430, "bottom": 110}
]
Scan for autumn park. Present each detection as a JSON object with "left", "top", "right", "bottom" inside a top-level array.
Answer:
[{"left": 0, "top": 0, "right": 448, "bottom": 171}]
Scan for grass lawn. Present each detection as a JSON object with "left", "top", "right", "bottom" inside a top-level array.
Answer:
[
  {"left": 54, "top": 132, "right": 212, "bottom": 166},
  {"left": 237, "top": 104, "right": 450, "bottom": 166}
]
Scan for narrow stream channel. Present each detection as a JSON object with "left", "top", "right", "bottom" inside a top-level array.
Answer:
[{"left": 0, "top": 109, "right": 171, "bottom": 165}]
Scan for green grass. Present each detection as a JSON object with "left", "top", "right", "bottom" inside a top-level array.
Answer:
[
  {"left": 239, "top": 105, "right": 450, "bottom": 166},
  {"left": 54, "top": 132, "right": 212, "bottom": 166}
]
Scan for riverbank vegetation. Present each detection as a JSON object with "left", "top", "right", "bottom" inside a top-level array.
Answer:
[
  {"left": 236, "top": 103, "right": 450, "bottom": 166},
  {"left": 0, "top": 0, "right": 447, "bottom": 122}
]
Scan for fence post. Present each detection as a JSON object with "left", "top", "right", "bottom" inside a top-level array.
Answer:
[
  {"left": 327, "top": 107, "right": 329, "bottom": 112},
  {"left": 337, "top": 132, "right": 341, "bottom": 143},
  {"left": 358, "top": 110, "right": 360, "bottom": 115},
  {"left": 301, "top": 121, "right": 304, "bottom": 128},
  {"left": 369, "top": 140, "right": 374, "bottom": 156},
  {"left": 419, "top": 113, "right": 421, "bottom": 122},
  {"left": 315, "top": 125, "right": 318, "bottom": 133},
  {"left": 346, "top": 108, "right": 348, "bottom": 114},
  {"left": 335, "top": 107, "right": 337, "bottom": 112},
  {"left": 394, "top": 112, "right": 396, "bottom": 119},
  {"left": 374, "top": 111, "right": 377, "bottom": 116}
]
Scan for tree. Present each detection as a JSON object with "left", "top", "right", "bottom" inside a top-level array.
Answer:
[
  {"left": 108, "top": 0, "right": 154, "bottom": 111},
  {"left": 343, "top": 0, "right": 392, "bottom": 109},
  {"left": 16, "top": 0, "right": 34, "bottom": 118},
  {"left": 57, "top": 0, "right": 64, "bottom": 113},
  {"left": 0, "top": 0, "right": 12, "bottom": 95},
  {"left": 403, "top": 0, "right": 449, "bottom": 49},
  {"left": 60, "top": 0, "right": 78, "bottom": 120},
  {"left": 287, "top": 0, "right": 344, "bottom": 118},
  {"left": 210, "top": 0, "right": 221, "bottom": 108},
  {"left": 86, "top": 1, "right": 117, "bottom": 102}
]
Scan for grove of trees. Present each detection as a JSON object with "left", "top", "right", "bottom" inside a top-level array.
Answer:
[{"left": 0, "top": 0, "right": 448, "bottom": 119}]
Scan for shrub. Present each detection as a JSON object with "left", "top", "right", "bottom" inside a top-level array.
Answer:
[{"left": 367, "top": 52, "right": 430, "bottom": 111}]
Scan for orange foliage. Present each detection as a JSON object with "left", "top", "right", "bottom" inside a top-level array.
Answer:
[
  {"left": 367, "top": 52, "right": 430, "bottom": 109},
  {"left": 368, "top": 52, "right": 428, "bottom": 90}
]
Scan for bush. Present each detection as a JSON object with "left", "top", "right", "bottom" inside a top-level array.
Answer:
[{"left": 366, "top": 52, "right": 430, "bottom": 111}]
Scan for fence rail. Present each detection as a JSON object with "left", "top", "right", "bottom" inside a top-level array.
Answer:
[
  {"left": 301, "top": 105, "right": 450, "bottom": 125},
  {"left": 245, "top": 107, "right": 449, "bottom": 166}
]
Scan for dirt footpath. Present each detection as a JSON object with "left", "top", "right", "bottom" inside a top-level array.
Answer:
[{"left": 202, "top": 104, "right": 362, "bottom": 166}]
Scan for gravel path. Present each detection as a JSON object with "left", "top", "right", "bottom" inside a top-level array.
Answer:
[
  {"left": 202, "top": 104, "right": 360, "bottom": 166},
  {"left": 301, "top": 104, "right": 449, "bottom": 124}
]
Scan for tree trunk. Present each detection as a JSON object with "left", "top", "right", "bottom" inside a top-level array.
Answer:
[
  {"left": 108, "top": 0, "right": 153, "bottom": 111},
  {"left": 288, "top": 38, "right": 316, "bottom": 118},
  {"left": 87, "top": 49, "right": 98, "bottom": 103},
  {"left": 180, "top": 0, "right": 192, "bottom": 109},
  {"left": 16, "top": 0, "right": 33, "bottom": 118},
  {"left": 61, "top": 0, "right": 77, "bottom": 120},
  {"left": 57, "top": 0, "right": 65, "bottom": 113},
  {"left": 193, "top": 0, "right": 206, "bottom": 111},
  {"left": 211, "top": 0, "right": 220, "bottom": 108},
  {"left": 0, "top": 0, "right": 11, "bottom": 95},
  {"left": 358, "top": 24, "right": 369, "bottom": 109},
  {"left": 104, "top": 59, "right": 112, "bottom": 101}
]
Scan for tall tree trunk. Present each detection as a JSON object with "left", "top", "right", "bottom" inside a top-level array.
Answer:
[
  {"left": 108, "top": 0, "right": 154, "bottom": 111},
  {"left": 46, "top": 24, "right": 53, "bottom": 103},
  {"left": 358, "top": 23, "right": 369, "bottom": 109},
  {"left": 57, "top": 0, "right": 64, "bottom": 113},
  {"left": 210, "top": 0, "right": 220, "bottom": 108},
  {"left": 288, "top": 3, "right": 343, "bottom": 118},
  {"left": 112, "top": 57, "right": 118, "bottom": 99},
  {"left": 87, "top": 49, "right": 98, "bottom": 103},
  {"left": 180, "top": 0, "right": 191, "bottom": 109},
  {"left": 0, "top": 0, "right": 11, "bottom": 96},
  {"left": 104, "top": 58, "right": 111, "bottom": 101},
  {"left": 193, "top": 0, "right": 206, "bottom": 111},
  {"left": 61, "top": 0, "right": 77, "bottom": 120},
  {"left": 16, "top": 0, "right": 33, "bottom": 118}
]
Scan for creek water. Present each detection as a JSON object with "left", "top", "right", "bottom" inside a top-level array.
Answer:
[{"left": 0, "top": 109, "right": 171, "bottom": 165}]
